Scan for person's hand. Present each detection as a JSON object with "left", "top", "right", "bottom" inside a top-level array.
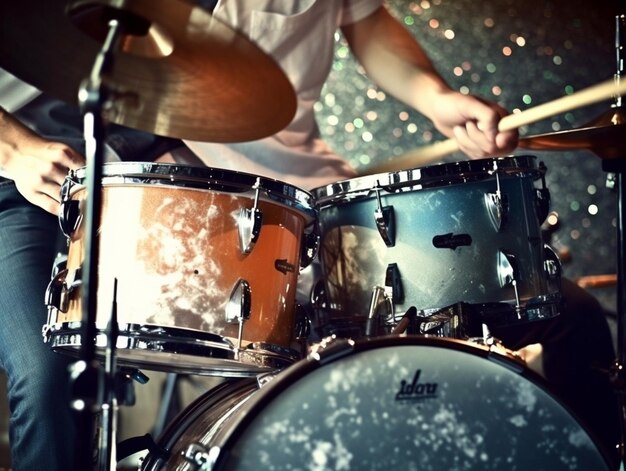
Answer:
[
  {"left": 427, "top": 91, "right": 518, "bottom": 158},
  {"left": 2, "top": 136, "right": 84, "bottom": 215}
]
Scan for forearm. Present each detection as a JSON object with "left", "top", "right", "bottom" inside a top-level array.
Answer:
[{"left": 341, "top": 6, "right": 452, "bottom": 118}]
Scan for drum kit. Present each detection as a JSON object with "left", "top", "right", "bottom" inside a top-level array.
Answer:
[{"left": 1, "top": 0, "right": 626, "bottom": 470}]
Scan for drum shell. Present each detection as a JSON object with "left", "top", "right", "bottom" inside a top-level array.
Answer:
[
  {"left": 312, "top": 156, "right": 560, "bottom": 336},
  {"left": 45, "top": 162, "right": 316, "bottom": 374}
]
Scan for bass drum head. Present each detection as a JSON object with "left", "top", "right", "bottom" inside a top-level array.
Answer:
[{"left": 145, "top": 337, "right": 611, "bottom": 470}]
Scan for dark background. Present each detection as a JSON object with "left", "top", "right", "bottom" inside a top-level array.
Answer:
[{"left": 317, "top": 0, "right": 621, "bottom": 313}]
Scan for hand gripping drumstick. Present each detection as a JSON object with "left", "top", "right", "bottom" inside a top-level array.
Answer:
[{"left": 362, "top": 78, "right": 626, "bottom": 175}]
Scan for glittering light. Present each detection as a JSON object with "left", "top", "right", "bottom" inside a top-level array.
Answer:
[
  {"left": 358, "top": 154, "right": 371, "bottom": 165},
  {"left": 460, "top": 86, "right": 470, "bottom": 94},
  {"left": 484, "top": 18, "right": 495, "bottom": 27},
  {"left": 444, "top": 29, "right": 455, "bottom": 40},
  {"left": 516, "top": 37, "right": 526, "bottom": 47},
  {"left": 553, "top": 55, "right": 563, "bottom": 65},
  {"left": 571, "top": 229, "right": 580, "bottom": 240},
  {"left": 420, "top": 0, "right": 431, "bottom": 9},
  {"left": 362, "top": 131, "right": 373, "bottom": 142},
  {"left": 376, "top": 91, "right": 386, "bottom": 101},
  {"left": 564, "top": 85, "right": 574, "bottom": 95},
  {"left": 551, "top": 122, "right": 562, "bottom": 131},
  {"left": 453, "top": 66, "right": 463, "bottom": 76},
  {"left": 462, "top": 61, "right": 472, "bottom": 71},
  {"left": 522, "top": 94, "right": 532, "bottom": 105},
  {"left": 337, "top": 46, "right": 350, "bottom": 59},
  {"left": 570, "top": 201, "right": 580, "bottom": 211},
  {"left": 565, "top": 113, "right": 575, "bottom": 123},
  {"left": 492, "top": 86, "right": 502, "bottom": 96},
  {"left": 327, "top": 115, "right": 339, "bottom": 126},
  {"left": 404, "top": 16, "right": 415, "bottom": 26},
  {"left": 366, "top": 88, "right": 378, "bottom": 100},
  {"left": 353, "top": 118, "right": 364, "bottom": 128},
  {"left": 429, "top": 19, "right": 440, "bottom": 28},
  {"left": 324, "top": 94, "right": 336, "bottom": 106},
  {"left": 345, "top": 123, "right": 355, "bottom": 133},
  {"left": 407, "top": 123, "right": 418, "bottom": 133},
  {"left": 366, "top": 110, "right": 378, "bottom": 121},
  {"left": 588, "top": 204, "right": 599, "bottom": 215},
  {"left": 587, "top": 185, "right": 597, "bottom": 195},
  {"left": 471, "top": 73, "right": 480, "bottom": 83},
  {"left": 393, "top": 128, "right": 403, "bottom": 138},
  {"left": 502, "top": 46, "right": 512, "bottom": 56},
  {"left": 399, "top": 111, "right": 410, "bottom": 121},
  {"left": 486, "top": 63, "right": 497, "bottom": 73},
  {"left": 422, "top": 130, "right": 433, "bottom": 141}
]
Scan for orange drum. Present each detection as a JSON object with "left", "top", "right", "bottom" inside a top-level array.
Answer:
[{"left": 44, "top": 162, "right": 317, "bottom": 377}]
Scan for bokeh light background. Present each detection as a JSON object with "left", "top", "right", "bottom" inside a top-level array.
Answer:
[{"left": 316, "top": 0, "right": 620, "bottom": 313}]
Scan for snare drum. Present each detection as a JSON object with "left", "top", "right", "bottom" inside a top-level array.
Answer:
[
  {"left": 311, "top": 156, "right": 561, "bottom": 339},
  {"left": 141, "top": 336, "right": 610, "bottom": 470},
  {"left": 43, "top": 162, "right": 316, "bottom": 376}
]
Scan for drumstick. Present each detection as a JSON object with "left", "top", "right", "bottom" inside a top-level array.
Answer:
[
  {"left": 362, "top": 77, "right": 626, "bottom": 175},
  {"left": 575, "top": 274, "right": 617, "bottom": 289}
]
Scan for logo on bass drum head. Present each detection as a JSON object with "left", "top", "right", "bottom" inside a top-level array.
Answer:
[
  {"left": 275, "top": 259, "right": 295, "bottom": 274},
  {"left": 395, "top": 369, "right": 438, "bottom": 401}
]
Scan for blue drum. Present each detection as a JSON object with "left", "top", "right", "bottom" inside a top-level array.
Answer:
[{"left": 311, "top": 156, "right": 561, "bottom": 339}]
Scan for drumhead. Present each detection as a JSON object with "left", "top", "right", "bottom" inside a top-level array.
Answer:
[
  {"left": 211, "top": 336, "right": 610, "bottom": 470},
  {"left": 69, "top": 162, "right": 316, "bottom": 222},
  {"left": 312, "top": 155, "right": 542, "bottom": 206}
]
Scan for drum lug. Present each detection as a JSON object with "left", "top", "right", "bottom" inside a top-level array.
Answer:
[
  {"left": 225, "top": 279, "right": 251, "bottom": 353},
  {"left": 543, "top": 244, "right": 562, "bottom": 279},
  {"left": 385, "top": 263, "right": 404, "bottom": 304},
  {"left": 58, "top": 175, "right": 82, "bottom": 238},
  {"left": 300, "top": 228, "right": 319, "bottom": 269},
  {"left": 534, "top": 161, "right": 551, "bottom": 225},
  {"left": 182, "top": 443, "right": 220, "bottom": 470},
  {"left": 45, "top": 267, "right": 69, "bottom": 314},
  {"left": 237, "top": 178, "right": 263, "bottom": 254},
  {"left": 373, "top": 184, "right": 395, "bottom": 246},
  {"left": 484, "top": 162, "right": 508, "bottom": 231},
  {"left": 497, "top": 249, "right": 522, "bottom": 317}
]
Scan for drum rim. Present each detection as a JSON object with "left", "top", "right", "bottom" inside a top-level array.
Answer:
[
  {"left": 69, "top": 162, "right": 317, "bottom": 221},
  {"left": 312, "top": 155, "right": 543, "bottom": 205},
  {"left": 212, "top": 335, "right": 612, "bottom": 469}
]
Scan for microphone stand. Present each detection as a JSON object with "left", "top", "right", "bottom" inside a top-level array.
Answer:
[{"left": 71, "top": 17, "right": 123, "bottom": 471}]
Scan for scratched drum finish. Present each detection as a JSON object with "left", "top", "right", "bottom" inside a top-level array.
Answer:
[
  {"left": 141, "top": 337, "right": 610, "bottom": 471},
  {"left": 312, "top": 156, "right": 562, "bottom": 338},
  {"left": 44, "top": 162, "right": 317, "bottom": 376}
]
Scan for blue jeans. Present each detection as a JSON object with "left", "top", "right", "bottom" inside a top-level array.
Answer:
[{"left": 0, "top": 179, "right": 76, "bottom": 471}]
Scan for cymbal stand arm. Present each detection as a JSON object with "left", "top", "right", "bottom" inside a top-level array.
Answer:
[
  {"left": 615, "top": 13, "right": 625, "bottom": 107},
  {"left": 73, "top": 18, "right": 124, "bottom": 471}
]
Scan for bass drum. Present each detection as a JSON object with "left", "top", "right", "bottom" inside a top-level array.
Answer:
[{"left": 141, "top": 336, "right": 611, "bottom": 470}]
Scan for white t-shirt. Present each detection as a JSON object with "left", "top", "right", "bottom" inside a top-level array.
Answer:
[{"left": 185, "top": 0, "right": 383, "bottom": 190}]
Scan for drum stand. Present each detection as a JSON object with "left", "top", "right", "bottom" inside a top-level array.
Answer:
[{"left": 70, "top": 11, "right": 148, "bottom": 471}]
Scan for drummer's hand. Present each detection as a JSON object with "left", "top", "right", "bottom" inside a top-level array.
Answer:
[
  {"left": 428, "top": 91, "right": 518, "bottom": 158},
  {"left": 3, "top": 137, "right": 85, "bottom": 215}
]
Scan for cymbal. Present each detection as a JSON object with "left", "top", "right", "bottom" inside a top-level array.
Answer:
[
  {"left": 0, "top": 0, "right": 297, "bottom": 142},
  {"left": 518, "top": 108, "right": 626, "bottom": 159}
]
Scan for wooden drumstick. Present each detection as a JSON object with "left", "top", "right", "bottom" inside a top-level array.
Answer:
[{"left": 362, "top": 77, "right": 626, "bottom": 175}]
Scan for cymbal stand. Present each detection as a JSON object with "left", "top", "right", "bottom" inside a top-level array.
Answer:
[
  {"left": 72, "top": 16, "right": 125, "bottom": 471},
  {"left": 607, "top": 8, "right": 626, "bottom": 470}
]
